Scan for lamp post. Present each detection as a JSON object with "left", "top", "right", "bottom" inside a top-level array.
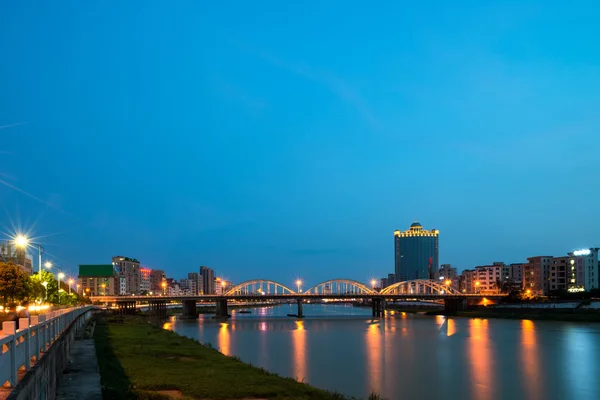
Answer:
[
  {"left": 162, "top": 281, "right": 167, "bottom": 296},
  {"left": 68, "top": 279, "right": 74, "bottom": 295},
  {"left": 296, "top": 279, "right": 302, "bottom": 293},
  {"left": 42, "top": 281, "right": 48, "bottom": 301},
  {"left": 45, "top": 261, "right": 65, "bottom": 303},
  {"left": 475, "top": 281, "right": 481, "bottom": 294},
  {"left": 14, "top": 235, "right": 45, "bottom": 274},
  {"left": 371, "top": 279, "right": 377, "bottom": 291}
]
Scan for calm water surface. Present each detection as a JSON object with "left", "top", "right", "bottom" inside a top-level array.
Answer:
[{"left": 165, "top": 304, "right": 600, "bottom": 400}]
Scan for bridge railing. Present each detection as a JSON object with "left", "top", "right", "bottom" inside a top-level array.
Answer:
[{"left": 0, "top": 306, "right": 94, "bottom": 389}]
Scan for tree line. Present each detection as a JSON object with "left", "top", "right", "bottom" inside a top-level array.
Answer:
[{"left": 0, "top": 261, "right": 88, "bottom": 308}]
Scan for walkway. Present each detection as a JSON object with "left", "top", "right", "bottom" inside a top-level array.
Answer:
[{"left": 55, "top": 318, "right": 102, "bottom": 400}]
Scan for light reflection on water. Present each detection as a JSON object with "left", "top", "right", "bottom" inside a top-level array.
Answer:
[{"left": 165, "top": 304, "right": 600, "bottom": 400}]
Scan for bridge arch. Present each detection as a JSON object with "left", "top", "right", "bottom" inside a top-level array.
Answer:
[
  {"left": 380, "top": 279, "right": 460, "bottom": 295},
  {"left": 304, "top": 279, "right": 375, "bottom": 295},
  {"left": 224, "top": 279, "right": 297, "bottom": 295}
]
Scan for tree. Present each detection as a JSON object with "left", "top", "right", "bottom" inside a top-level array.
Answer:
[
  {"left": 30, "top": 270, "right": 59, "bottom": 304},
  {"left": 0, "top": 262, "right": 30, "bottom": 307}
]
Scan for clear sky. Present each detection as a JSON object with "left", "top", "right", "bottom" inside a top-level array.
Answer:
[{"left": 1, "top": 1, "right": 599, "bottom": 286}]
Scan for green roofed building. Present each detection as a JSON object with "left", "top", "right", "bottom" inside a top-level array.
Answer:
[{"left": 78, "top": 264, "right": 118, "bottom": 296}]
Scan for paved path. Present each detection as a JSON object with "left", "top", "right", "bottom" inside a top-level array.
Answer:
[{"left": 56, "top": 327, "right": 102, "bottom": 400}]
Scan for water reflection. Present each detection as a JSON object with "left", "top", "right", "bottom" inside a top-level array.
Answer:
[
  {"left": 292, "top": 320, "right": 306, "bottom": 382},
  {"left": 469, "top": 319, "right": 495, "bottom": 400},
  {"left": 365, "top": 322, "right": 383, "bottom": 394},
  {"left": 565, "top": 325, "right": 596, "bottom": 398},
  {"left": 447, "top": 318, "right": 456, "bottom": 337},
  {"left": 520, "top": 320, "right": 542, "bottom": 400},
  {"left": 218, "top": 322, "right": 230, "bottom": 356}
]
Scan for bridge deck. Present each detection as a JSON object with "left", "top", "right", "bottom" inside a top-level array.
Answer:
[{"left": 91, "top": 293, "right": 507, "bottom": 302}]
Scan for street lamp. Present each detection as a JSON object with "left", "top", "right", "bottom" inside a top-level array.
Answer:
[
  {"left": 296, "top": 279, "right": 302, "bottom": 293},
  {"left": 444, "top": 279, "right": 452, "bottom": 287},
  {"left": 42, "top": 281, "right": 48, "bottom": 301},
  {"left": 14, "top": 234, "right": 45, "bottom": 274},
  {"left": 161, "top": 281, "right": 167, "bottom": 295},
  {"left": 68, "top": 278, "right": 74, "bottom": 295},
  {"left": 370, "top": 279, "right": 377, "bottom": 290},
  {"left": 475, "top": 281, "right": 481, "bottom": 294},
  {"left": 45, "top": 262, "right": 65, "bottom": 302}
]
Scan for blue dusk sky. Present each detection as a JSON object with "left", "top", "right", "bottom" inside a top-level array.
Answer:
[{"left": 1, "top": 1, "right": 599, "bottom": 285}]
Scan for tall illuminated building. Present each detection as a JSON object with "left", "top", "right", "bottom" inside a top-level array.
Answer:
[{"left": 394, "top": 221, "right": 439, "bottom": 281}]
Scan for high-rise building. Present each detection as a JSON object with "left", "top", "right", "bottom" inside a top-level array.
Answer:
[
  {"left": 523, "top": 256, "right": 553, "bottom": 295},
  {"left": 150, "top": 269, "right": 166, "bottom": 293},
  {"left": 569, "top": 248, "right": 599, "bottom": 291},
  {"left": 509, "top": 263, "right": 524, "bottom": 281},
  {"left": 473, "top": 262, "right": 508, "bottom": 294},
  {"left": 549, "top": 256, "right": 569, "bottom": 293},
  {"left": 459, "top": 269, "right": 475, "bottom": 293},
  {"left": 438, "top": 264, "right": 457, "bottom": 280},
  {"left": 387, "top": 273, "right": 396, "bottom": 285},
  {"left": 394, "top": 221, "right": 439, "bottom": 281},
  {"left": 140, "top": 268, "right": 151, "bottom": 293},
  {"left": 112, "top": 256, "right": 141, "bottom": 295},
  {"left": 188, "top": 272, "right": 199, "bottom": 295},
  {"left": 199, "top": 266, "right": 215, "bottom": 294}
]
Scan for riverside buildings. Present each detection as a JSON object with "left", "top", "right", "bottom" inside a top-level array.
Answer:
[
  {"left": 459, "top": 248, "right": 599, "bottom": 295},
  {"left": 112, "top": 256, "right": 141, "bottom": 295},
  {"left": 200, "top": 266, "right": 215, "bottom": 294},
  {"left": 394, "top": 221, "right": 439, "bottom": 281},
  {"left": 78, "top": 264, "right": 119, "bottom": 296}
]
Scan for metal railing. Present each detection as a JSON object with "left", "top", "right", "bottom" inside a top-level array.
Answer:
[{"left": 0, "top": 306, "right": 93, "bottom": 388}]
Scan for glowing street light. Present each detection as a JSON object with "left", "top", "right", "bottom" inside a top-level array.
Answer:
[
  {"left": 296, "top": 279, "right": 302, "bottom": 293},
  {"left": 475, "top": 281, "right": 481, "bottom": 294},
  {"left": 162, "top": 281, "right": 167, "bottom": 295},
  {"left": 68, "top": 278, "right": 74, "bottom": 295},
  {"left": 14, "top": 235, "right": 28, "bottom": 248},
  {"left": 14, "top": 234, "right": 45, "bottom": 274},
  {"left": 370, "top": 279, "right": 377, "bottom": 290},
  {"left": 444, "top": 279, "right": 452, "bottom": 287}
]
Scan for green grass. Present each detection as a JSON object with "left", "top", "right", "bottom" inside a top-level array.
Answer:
[{"left": 93, "top": 314, "right": 355, "bottom": 400}]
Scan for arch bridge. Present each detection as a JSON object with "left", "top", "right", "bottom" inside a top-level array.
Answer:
[
  {"left": 224, "top": 279, "right": 296, "bottom": 296},
  {"left": 304, "top": 279, "right": 375, "bottom": 295},
  {"left": 381, "top": 279, "right": 460, "bottom": 295},
  {"left": 93, "top": 278, "right": 503, "bottom": 320}
]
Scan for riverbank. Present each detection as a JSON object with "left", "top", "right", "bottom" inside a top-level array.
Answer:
[{"left": 94, "top": 314, "right": 372, "bottom": 399}]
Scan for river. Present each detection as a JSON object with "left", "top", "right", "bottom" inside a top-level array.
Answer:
[{"left": 164, "top": 303, "right": 600, "bottom": 400}]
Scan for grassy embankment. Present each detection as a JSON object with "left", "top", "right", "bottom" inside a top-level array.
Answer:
[{"left": 94, "top": 314, "right": 380, "bottom": 400}]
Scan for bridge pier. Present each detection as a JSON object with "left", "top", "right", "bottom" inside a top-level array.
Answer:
[
  {"left": 443, "top": 298, "right": 468, "bottom": 314},
  {"left": 297, "top": 298, "right": 304, "bottom": 318},
  {"left": 215, "top": 298, "right": 230, "bottom": 319},
  {"left": 149, "top": 300, "right": 167, "bottom": 317},
  {"left": 117, "top": 301, "right": 136, "bottom": 315},
  {"left": 182, "top": 299, "right": 198, "bottom": 319},
  {"left": 372, "top": 297, "right": 385, "bottom": 318}
]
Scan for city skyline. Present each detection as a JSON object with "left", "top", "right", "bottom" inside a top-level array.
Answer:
[{"left": 1, "top": 2, "right": 600, "bottom": 283}]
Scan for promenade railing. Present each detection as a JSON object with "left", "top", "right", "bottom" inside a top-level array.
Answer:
[{"left": 0, "top": 306, "right": 93, "bottom": 388}]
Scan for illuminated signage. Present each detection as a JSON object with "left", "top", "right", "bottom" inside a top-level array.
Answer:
[
  {"left": 567, "top": 287, "right": 585, "bottom": 293},
  {"left": 573, "top": 249, "right": 591, "bottom": 256}
]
